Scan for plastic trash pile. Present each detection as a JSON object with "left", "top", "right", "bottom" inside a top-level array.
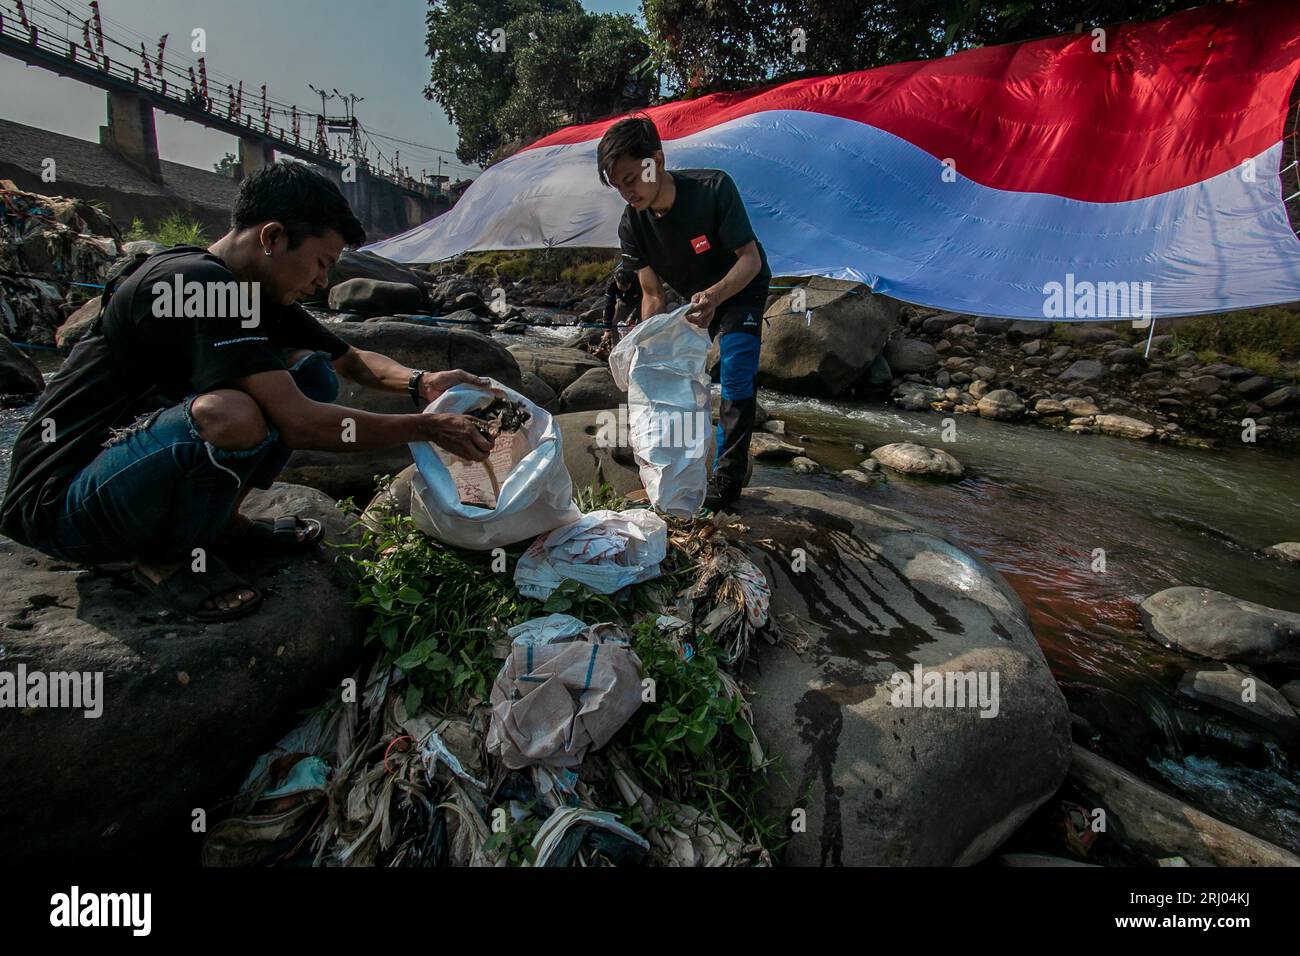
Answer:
[
  {"left": 1, "top": 182, "right": 122, "bottom": 344},
  {"left": 514, "top": 509, "right": 668, "bottom": 599}
]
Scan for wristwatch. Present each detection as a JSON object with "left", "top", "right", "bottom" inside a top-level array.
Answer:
[{"left": 408, "top": 369, "right": 426, "bottom": 408}]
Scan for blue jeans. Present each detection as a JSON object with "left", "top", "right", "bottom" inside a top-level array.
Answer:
[
  {"left": 712, "top": 326, "right": 761, "bottom": 484},
  {"left": 30, "top": 352, "right": 338, "bottom": 566}
]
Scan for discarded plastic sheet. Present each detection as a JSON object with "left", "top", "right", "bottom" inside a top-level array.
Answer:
[
  {"left": 528, "top": 807, "right": 650, "bottom": 867},
  {"left": 486, "top": 627, "right": 643, "bottom": 769},
  {"left": 513, "top": 508, "right": 668, "bottom": 599},
  {"left": 608, "top": 305, "right": 712, "bottom": 517},
  {"left": 408, "top": 379, "right": 580, "bottom": 550},
  {"left": 507, "top": 613, "right": 590, "bottom": 647}
]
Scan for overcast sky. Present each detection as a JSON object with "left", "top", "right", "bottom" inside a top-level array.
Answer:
[{"left": 0, "top": 0, "right": 641, "bottom": 177}]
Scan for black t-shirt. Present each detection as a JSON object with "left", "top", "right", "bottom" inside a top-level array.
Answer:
[
  {"left": 617, "top": 168, "right": 771, "bottom": 309},
  {"left": 603, "top": 275, "right": 642, "bottom": 326},
  {"left": 0, "top": 248, "right": 349, "bottom": 543}
]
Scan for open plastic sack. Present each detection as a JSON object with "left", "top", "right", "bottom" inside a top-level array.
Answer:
[
  {"left": 408, "top": 379, "right": 580, "bottom": 550},
  {"left": 608, "top": 304, "right": 712, "bottom": 517},
  {"left": 513, "top": 508, "right": 668, "bottom": 599},
  {"left": 486, "top": 624, "right": 643, "bottom": 770}
]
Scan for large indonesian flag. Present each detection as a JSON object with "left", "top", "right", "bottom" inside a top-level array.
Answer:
[{"left": 368, "top": 1, "right": 1300, "bottom": 320}]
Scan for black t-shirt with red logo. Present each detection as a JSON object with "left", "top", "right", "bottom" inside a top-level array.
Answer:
[{"left": 617, "top": 168, "right": 771, "bottom": 320}]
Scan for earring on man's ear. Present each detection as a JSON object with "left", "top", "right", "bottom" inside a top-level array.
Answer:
[{"left": 264, "top": 248, "right": 273, "bottom": 256}]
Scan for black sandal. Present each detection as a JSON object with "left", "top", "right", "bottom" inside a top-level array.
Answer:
[
  {"left": 216, "top": 515, "right": 323, "bottom": 558},
  {"left": 133, "top": 557, "right": 264, "bottom": 622}
]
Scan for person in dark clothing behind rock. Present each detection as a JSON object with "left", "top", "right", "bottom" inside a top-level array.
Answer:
[
  {"left": 0, "top": 161, "right": 498, "bottom": 621},
  {"left": 600, "top": 265, "right": 642, "bottom": 347},
  {"left": 597, "top": 115, "right": 770, "bottom": 512}
]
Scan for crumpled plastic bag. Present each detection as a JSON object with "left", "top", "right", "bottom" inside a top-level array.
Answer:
[
  {"left": 609, "top": 304, "right": 712, "bottom": 517},
  {"left": 513, "top": 509, "right": 668, "bottom": 599},
  {"left": 408, "top": 379, "right": 580, "bottom": 550},
  {"left": 486, "top": 625, "right": 643, "bottom": 770}
]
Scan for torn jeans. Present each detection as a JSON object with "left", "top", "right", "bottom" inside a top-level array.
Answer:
[{"left": 29, "top": 351, "right": 337, "bottom": 565}]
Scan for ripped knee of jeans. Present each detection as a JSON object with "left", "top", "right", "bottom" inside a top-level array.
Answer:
[
  {"left": 180, "top": 394, "right": 280, "bottom": 487},
  {"left": 102, "top": 407, "right": 164, "bottom": 449}
]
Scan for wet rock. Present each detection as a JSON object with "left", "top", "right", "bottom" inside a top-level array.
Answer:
[
  {"left": 883, "top": 336, "right": 938, "bottom": 374},
  {"left": 1065, "top": 326, "right": 1121, "bottom": 344},
  {"left": 733, "top": 487, "right": 1070, "bottom": 866},
  {"left": 934, "top": 370, "right": 951, "bottom": 388},
  {"left": 947, "top": 323, "right": 976, "bottom": 337},
  {"left": 1004, "top": 320, "right": 1047, "bottom": 342},
  {"left": 858, "top": 458, "right": 882, "bottom": 473},
  {"left": 0, "top": 333, "right": 45, "bottom": 395},
  {"left": 0, "top": 483, "right": 365, "bottom": 864},
  {"left": 750, "top": 433, "right": 805, "bottom": 460},
  {"left": 1235, "top": 376, "right": 1274, "bottom": 400},
  {"left": 973, "top": 316, "right": 1011, "bottom": 335},
  {"left": 977, "top": 389, "right": 1025, "bottom": 420},
  {"left": 1260, "top": 386, "right": 1300, "bottom": 410},
  {"left": 760, "top": 279, "right": 899, "bottom": 395},
  {"left": 967, "top": 378, "right": 989, "bottom": 398},
  {"left": 1034, "top": 398, "right": 1067, "bottom": 416},
  {"left": 870, "top": 442, "right": 964, "bottom": 479},
  {"left": 921, "top": 313, "right": 966, "bottom": 335},
  {"left": 327, "top": 278, "right": 427, "bottom": 315},
  {"left": 840, "top": 469, "right": 873, "bottom": 484},
  {"left": 557, "top": 367, "right": 627, "bottom": 413},
  {"left": 1177, "top": 668, "right": 1300, "bottom": 741},
  {"left": 516, "top": 369, "right": 557, "bottom": 412},
  {"left": 1093, "top": 414, "right": 1155, "bottom": 440},
  {"left": 791, "top": 456, "right": 822, "bottom": 474},
  {"left": 1263, "top": 542, "right": 1300, "bottom": 564},
  {"left": 1058, "top": 359, "right": 1106, "bottom": 383},
  {"left": 54, "top": 297, "right": 102, "bottom": 349},
  {"left": 971, "top": 365, "right": 996, "bottom": 381},
  {"left": 1067, "top": 745, "right": 1299, "bottom": 866},
  {"left": 1140, "top": 587, "right": 1300, "bottom": 666},
  {"left": 506, "top": 344, "right": 602, "bottom": 395},
  {"left": 761, "top": 419, "right": 786, "bottom": 435}
]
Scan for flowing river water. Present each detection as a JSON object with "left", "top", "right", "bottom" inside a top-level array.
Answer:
[{"left": 3, "top": 342, "right": 1297, "bottom": 854}]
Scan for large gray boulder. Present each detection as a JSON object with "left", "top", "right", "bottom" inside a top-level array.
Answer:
[
  {"left": 280, "top": 321, "right": 521, "bottom": 500},
  {"left": 759, "top": 279, "right": 900, "bottom": 396},
  {"left": 0, "top": 483, "right": 366, "bottom": 864},
  {"left": 507, "top": 344, "right": 603, "bottom": 395},
  {"left": 1141, "top": 588, "right": 1300, "bottom": 665},
  {"left": 0, "top": 334, "right": 45, "bottom": 395},
  {"left": 553, "top": 410, "right": 645, "bottom": 498},
  {"left": 883, "top": 336, "right": 939, "bottom": 374},
  {"left": 324, "top": 250, "right": 431, "bottom": 296},
  {"left": 558, "top": 367, "right": 627, "bottom": 414},
  {"left": 728, "top": 487, "right": 1070, "bottom": 865},
  {"left": 327, "top": 278, "right": 426, "bottom": 315}
]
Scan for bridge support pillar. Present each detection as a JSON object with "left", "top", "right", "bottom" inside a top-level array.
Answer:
[
  {"left": 99, "top": 91, "right": 162, "bottom": 182},
  {"left": 237, "top": 136, "right": 275, "bottom": 181}
]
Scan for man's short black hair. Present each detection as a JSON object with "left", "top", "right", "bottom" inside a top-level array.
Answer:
[
  {"left": 597, "top": 115, "right": 662, "bottom": 187},
  {"left": 232, "top": 160, "right": 366, "bottom": 247}
]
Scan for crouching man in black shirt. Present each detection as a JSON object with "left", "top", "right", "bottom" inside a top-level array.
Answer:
[
  {"left": 597, "top": 116, "right": 769, "bottom": 511},
  {"left": 0, "top": 162, "right": 496, "bottom": 621}
]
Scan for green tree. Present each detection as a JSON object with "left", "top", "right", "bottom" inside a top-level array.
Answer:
[
  {"left": 643, "top": 0, "right": 1207, "bottom": 97},
  {"left": 425, "top": 0, "right": 651, "bottom": 167}
]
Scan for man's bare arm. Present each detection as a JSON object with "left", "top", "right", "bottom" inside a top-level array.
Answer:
[
  {"left": 230, "top": 368, "right": 493, "bottom": 460},
  {"left": 638, "top": 265, "right": 666, "bottom": 321},
  {"left": 332, "top": 346, "right": 409, "bottom": 392}
]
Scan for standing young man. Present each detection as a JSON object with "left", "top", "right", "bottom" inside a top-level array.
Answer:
[
  {"left": 1, "top": 161, "right": 496, "bottom": 621},
  {"left": 597, "top": 116, "right": 769, "bottom": 511}
]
